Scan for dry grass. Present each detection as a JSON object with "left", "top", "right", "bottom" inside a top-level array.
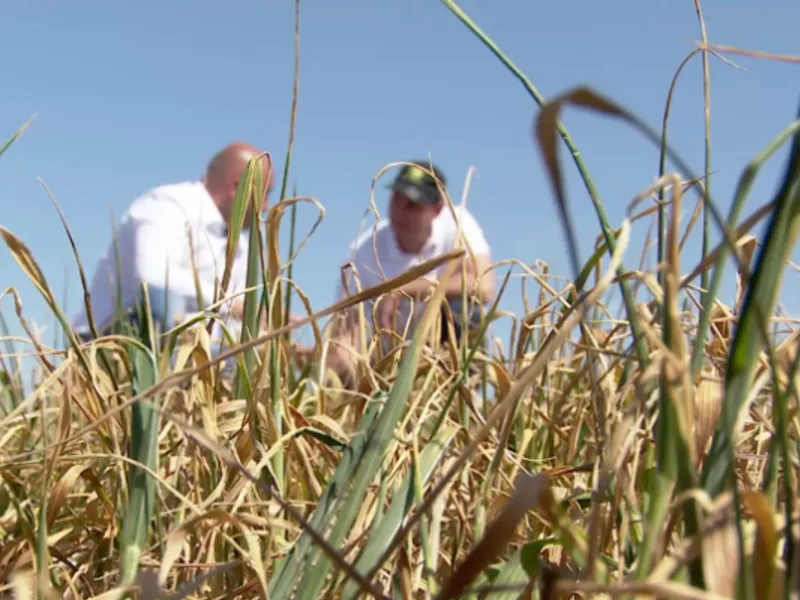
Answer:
[{"left": 2, "top": 1, "right": 800, "bottom": 599}]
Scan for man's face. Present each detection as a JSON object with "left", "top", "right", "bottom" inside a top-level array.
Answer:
[{"left": 388, "top": 189, "right": 439, "bottom": 253}]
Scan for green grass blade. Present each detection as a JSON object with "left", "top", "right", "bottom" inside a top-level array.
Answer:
[
  {"left": 284, "top": 188, "right": 299, "bottom": 391},
  {"left": 701, "top": 109, "right": 800, "bottom": 497},
  {"left": 715, "top": 112, "right": 798, "bottom": 600},
  {"left": 267, "top": 392, "right": 385, "bottom": 599},
  {"left": 228, "top": 159, "right": 269, "bottom": 466},
  {"left": 772, "top": 333, "right": 800, "bottom": 580},
  {"left": 0, "top": 310, "right": 24, "bottom": 410},
  {"left": 699, "top": 99, "right": 800, "bottom": 600},
  {"left": 111, "top": 209, "right": 125, "bottom": 333},
  {"left": 689, "top": 119, "right": 800, "bottom": 379},
  {"left": 292, "top": 259, "right": 460, "bottom": 600},
  {"left": 235, "top": 160, "right": 267, "bottom": 396},
  {"left": 118, "top": 287, "right": 161, "bottom": 591},
  {"left": 339, "top": 425, "right": 460, "bottom": 600},
  {"left": 35, "top": 408, "right": 51, "bottom": 599},
  {"left": 0, "top": 114, "right": 36, "bottom": 160},
  {"left": 476, "top": 538, "right": 556, "bottom": 600},
  {"left": 270, "top": 0, "right": 301, "bottom": 497}
]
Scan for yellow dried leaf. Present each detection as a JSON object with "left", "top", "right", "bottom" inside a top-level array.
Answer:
[
  {"left": 742, "top": 491, "right": 779, "bottom": 600},
  {"left": 47, "top": 464, "right": 89, "bottom": 528},
  {"left": 694, "top": 366, "right": 723, "bottom": 462},
  {"left": 701, "top": 498, "right": 739, "bottom": 597}
]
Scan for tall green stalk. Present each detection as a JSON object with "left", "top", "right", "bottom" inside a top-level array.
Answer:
[
  {"left": 267, "top": 0, "right": 301, "bottom": 498},
  {"left": 118, "top": 288, "right": 161, "bottom": 594},
  {"left": 441, "top": 0, "right": 649, "bottom": 371},
  {"left": 694, "top": 0, "right": 713, "bottom": 299},
  {"left": 689, "top": 119, "right": 800, "bottom": 379},
  {"left": 700, "top": 101, "right": 800, "bottom": 600}
]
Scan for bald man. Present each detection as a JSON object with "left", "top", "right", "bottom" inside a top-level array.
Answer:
[{"left": 72, "top": 141, "right": 274, "bottom": 341}]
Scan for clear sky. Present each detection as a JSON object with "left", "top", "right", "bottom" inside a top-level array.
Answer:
[{"left": 2, "top": 1, "right": 799, "bottom": 379}]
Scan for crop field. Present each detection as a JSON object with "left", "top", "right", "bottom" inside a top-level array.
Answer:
[{"left": 1, "top": 1, "right": 799, "bottom": 599}]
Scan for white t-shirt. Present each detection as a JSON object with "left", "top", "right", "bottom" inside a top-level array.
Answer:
[
  {"left": 72, "top": 180, "right": 250, "bottom": 339},
  {"left": 334, "top": 205, "right": 491, "bottom": 338}
]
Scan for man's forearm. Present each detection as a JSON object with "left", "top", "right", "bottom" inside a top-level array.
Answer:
[{"left": 402, "top": 269, "right": 490, "bottom": 303}]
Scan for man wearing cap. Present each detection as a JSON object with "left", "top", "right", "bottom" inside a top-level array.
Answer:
[{"left": 322, "top": 159, "right": 495, "bottom": 389}]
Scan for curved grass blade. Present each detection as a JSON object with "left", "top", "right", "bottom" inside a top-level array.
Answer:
[
  {"left": 442, "top": 0, "right": 648, "bottom": 371},
  {"left": 37, "top": 178, "right": 122, "bottom": 392},
  {"left": 0, "top": 226, "right": 119, "bottom": 452},
  {"left": 265, "top": 0, "right": 301, "bottom": 500},
  {"left": 531, "top": 86, "right": 735, "bottom": 378},
  {"left": 657, "top": 47, "right": 703, "bottom": 294}
]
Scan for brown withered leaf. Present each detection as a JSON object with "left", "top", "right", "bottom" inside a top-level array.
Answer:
[{"left": 436, "top": 472, "right": 551, "bottom": 600}]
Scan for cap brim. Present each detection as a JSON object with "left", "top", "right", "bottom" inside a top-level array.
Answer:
[{"left": 391, "top": 182, "right": 438, "bottom": 204}]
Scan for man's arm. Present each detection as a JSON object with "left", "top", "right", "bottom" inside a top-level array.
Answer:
[{"left": 399, "top": 251, "right": 495, "bottom": 304}]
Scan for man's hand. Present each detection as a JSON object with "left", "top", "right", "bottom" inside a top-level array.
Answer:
[
  {"left": 403, "top": 254, "right": 495, "bottom": 305},
  {"left": 378, "top": 291, "right": 400, "bottom": 331},
  {"left": 291, "top": 339, "right": 357, "bottom": 389},
  {"left": 230, "top": 297, "right": 246, "bottom": 321},
  {"left": 292, "top": 341, "right": 316, "bottom": 367},
  {"left": 377, "top": 277, "right": 436, "bottom": 331}
]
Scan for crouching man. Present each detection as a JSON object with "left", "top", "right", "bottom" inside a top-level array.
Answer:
[{"left": 321, "top": 159, "right": 495, "bottom": 390}]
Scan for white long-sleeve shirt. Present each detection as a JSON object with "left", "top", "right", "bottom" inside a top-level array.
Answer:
[{"left": 72, "top": 180, "right": 250, "bottom": 339}]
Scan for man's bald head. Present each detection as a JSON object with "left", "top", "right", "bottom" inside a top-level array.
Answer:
[{"left": 204, "top": 141, "right": 273, "bottom": 226}]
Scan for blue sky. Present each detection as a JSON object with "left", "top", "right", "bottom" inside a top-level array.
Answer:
[{"left": 2, "top": 1, "right": 799, "bottom": 377}]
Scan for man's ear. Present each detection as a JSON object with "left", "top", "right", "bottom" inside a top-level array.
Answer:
[{"left": 229, "top": 179, "right": 241, "bottom": 200}]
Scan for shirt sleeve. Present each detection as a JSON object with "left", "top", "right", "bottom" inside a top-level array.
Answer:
[{"left": 455, "top": 207, "right": 491, "bottom": 257}]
